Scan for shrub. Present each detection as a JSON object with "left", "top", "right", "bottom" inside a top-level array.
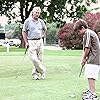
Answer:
[
  {"left": 58, "top": 12, "right": 100, "bottom": 49},
  {"left": 58, "top": 22, "right": 83, "bottom": 49},
  {"left": 46, "top": 22, "right": 58, "bottom": 44}
]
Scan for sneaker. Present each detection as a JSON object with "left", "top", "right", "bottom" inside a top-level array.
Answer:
[
  {"left": 82, "top": 90, "right": 91, "bottom": 95},
  {"left": 32, "top": 74, "right": 39, "bottom": 80},
  {"left": 41, "top": 72, "right": 46, "bottom": 80},
  {"left": 89, "top": 94, "right": 98, "bottom": 100},
  {"left": 82, "top": 90, "right": 92, "bottom": 100},
  {"left": 82, "top": 94, "right": 98, "bottom": 100},
  {"left": 82, "top": 90, "right": 98, "bottom": 100}
]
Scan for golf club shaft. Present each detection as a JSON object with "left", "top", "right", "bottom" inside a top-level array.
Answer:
[
  {"left": 74, "top": 65, "right": 84, "bottom": 92},
  {"left": 24, "top": 47, "right": 28, "bottom": 55},
  {"left": 70, "top": 65, "right": 84, "bottom": 98},
  {"left": 79, "top": 65, "right": 84, "bottom": 77},
  {"left": 15, "top": 48, "right": 28, "bottom": 78}
]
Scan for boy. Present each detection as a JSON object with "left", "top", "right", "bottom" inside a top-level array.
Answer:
[{"left": 73, "top": 19, "right": 100, "bottom": 100}]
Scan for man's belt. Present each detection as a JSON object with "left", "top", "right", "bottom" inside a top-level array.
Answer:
[{"left": 28, "top": 38, "right": 41, "bottom": 40}]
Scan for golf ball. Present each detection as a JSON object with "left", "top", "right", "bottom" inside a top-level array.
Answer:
[{"left": 70, "top": 94, "right": 75, "bottom": 98}]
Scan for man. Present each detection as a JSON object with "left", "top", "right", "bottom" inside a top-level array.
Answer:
[{"left": 22, "top": 6, "right": 47, "bottom": 80}]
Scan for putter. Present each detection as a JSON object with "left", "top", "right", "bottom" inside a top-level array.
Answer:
[
  {"left": 69, "top": 65, "right": 84, "bottom": 98},
  {"left": 21, "top": 47, "right": 28, "bottom": 62},
  {"left": 79, "top": 64, "right": 84, "bottom": 77},
  {"left": 15, "top": 47, "right": 28, "bottom": 78}
]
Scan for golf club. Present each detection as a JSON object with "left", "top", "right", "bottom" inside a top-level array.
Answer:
[
  {"left": 15, "top": 47, "right": 28, "bottom": 78},
  {"left": 69, "top": 64, "right": 84, "bottom": 98},
  {"left": 79, "top": 64, "right": 84, "bottom": 77}
]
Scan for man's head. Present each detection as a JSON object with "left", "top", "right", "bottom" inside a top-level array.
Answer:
[
  {"left": 32, "top": 7, "right": 41, "bottom": 20},
  {"left": 73, "top": 19, "right": 88, "bottom": 37}
]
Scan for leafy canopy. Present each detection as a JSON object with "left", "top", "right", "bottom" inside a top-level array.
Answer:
[{"left": 0, "top": 0, "right": 97, "bottom": 25}]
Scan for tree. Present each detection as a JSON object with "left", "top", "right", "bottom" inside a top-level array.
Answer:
[
  {"left": 0, "top": 24, "right": 5, "bottom": 33},
  {"left": 0, "top": 0, "right": 97, "bottom": 47},
  {"left": 58, "top": 23, "right": 74, "bottom": 49},
  {"left": 94, "top": 18, "right": 100, "bottom": 33},
  {"left": 92, "top": 13, "right": 100, "bottom": 40},
  {"left": 82, "top": 12, "right": 100, "bottom": 40},
  {"left": 58, "top": 12, "right": 100, "bottom": 49},
  {"left": 82, "top": 12, "right": 100, "bottom": 29},
  {"left": 46, "top": 22, "right": 58, "bottom": 44},
  {"left": 0, "top": 0, "right": 97, "bottom": 24}
]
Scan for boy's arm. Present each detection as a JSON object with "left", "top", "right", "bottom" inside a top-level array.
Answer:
[{"left": 81, "top": 47, "right": 90, "bottom": 65}]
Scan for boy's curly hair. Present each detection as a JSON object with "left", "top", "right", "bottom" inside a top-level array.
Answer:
[{"left": 73, "top": 19, "right": 88, "bottom": 32}]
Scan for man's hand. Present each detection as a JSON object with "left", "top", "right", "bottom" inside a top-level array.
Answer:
[{"left": 25, "top": 42, "right": 29, "bottom": 49}]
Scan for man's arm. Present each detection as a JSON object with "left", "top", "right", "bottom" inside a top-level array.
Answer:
[
  {"left": 22, "top": 31, "right": 29, "bottom": 48},
  {"left": 40, "top": 19, "right": 47, "bottom": 38},
  {"left": 42, "top": 28, "right": 47, "bottom": 38}
]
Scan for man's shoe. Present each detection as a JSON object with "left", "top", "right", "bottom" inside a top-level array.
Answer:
[
  {"left": 32, "top": 74, "right": 39, "bottom": 80},
  {"left": 41, "top": 72, "right": 46, "bottom": 80}
]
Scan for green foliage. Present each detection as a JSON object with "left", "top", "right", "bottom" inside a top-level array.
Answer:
[
  {"left": 0, "top": 0, "right": 98, "bottom": 25},
  {"left": 5, "top": 23, "right": 22, "bottom": 39},
  {"left": 46, "top": 22, "right": 58, "bottom": 44},
  {"left": 12, "top": 23, "right": 22, "bottom": 39},
  {"left": 94, "top": 20, "right": 100, "bottom": 33},
  {"left": 92, "top": 14, "right": 100, "bottom": 40},
  {"left": 58, "top": 12, "right": 100, "bottom": 49},
  {"left": 0, "top": 24, "right": 4, "bottom": 33},
  {"left": 5, "top": 23, "right": 17, "bottom": 31},
  {"left": 83, "top": 12, "right": 100, "bottom": 40},
  {"left": 82, "top": 12, "right": 100, "bottom": 29},
  {"left": 0, "top": 24, "right": 3, "bottom": 28},
  {"left": 0, "top": 0, "right": 98, "bottom": 47},
  {"left": 58, "top": 22, "right": 83, "bottom": 49}
]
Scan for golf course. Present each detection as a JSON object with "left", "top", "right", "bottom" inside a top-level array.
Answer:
[{"left": 0, "top": 46, "right": 100, "bottom": 100}]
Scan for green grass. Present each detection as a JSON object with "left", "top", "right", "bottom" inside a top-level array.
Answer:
[
  {"left": 0, "top": 46, "right": 25, "bottom": 52},
  {"left": 0, "top": 47, "right": 100, "bottom": 100}
]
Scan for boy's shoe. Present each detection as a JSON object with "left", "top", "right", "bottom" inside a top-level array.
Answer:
[
  {"left": 82, "top": 90, "right": 98, "bottom": 100},
  {"left": 82, "top": 90, "right": 92, "bottom": 100},
  {"left": 82, "top": 90, "right": 92, "bottom": 96},
  {"left": 82, "top": 95, "right": 98, "bottom": 100},
  {"left": 89, "top": 94, "right": 98, "bottom": 100}
]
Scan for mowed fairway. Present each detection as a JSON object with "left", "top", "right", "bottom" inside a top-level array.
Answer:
[{"left": 0, "top": 46, "right": 100, "bottom": 100}]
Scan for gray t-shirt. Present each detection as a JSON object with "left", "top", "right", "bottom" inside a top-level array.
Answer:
[
  {"left": 83, "top": 29, "right": 100, "bottom": 65},
  {"left": 22, "top": 18, "right": 47, "bottom": 39}
]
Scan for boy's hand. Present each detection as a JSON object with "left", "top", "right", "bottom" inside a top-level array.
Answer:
[{"left": 81, "top": 58, "right": 87, "bottom": 66}]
